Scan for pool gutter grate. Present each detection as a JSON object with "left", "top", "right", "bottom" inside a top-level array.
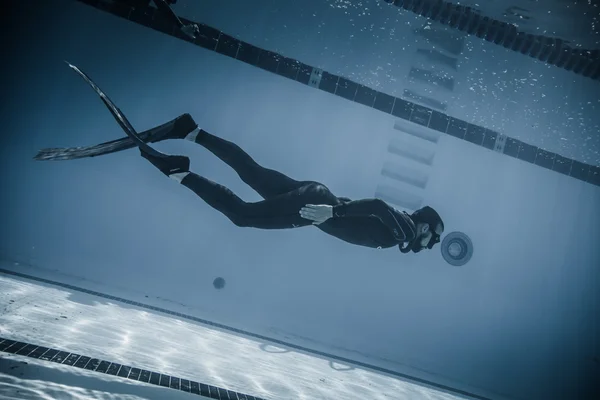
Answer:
[{"left": 0, "top": 337, "right": 265, "bottom": 400}]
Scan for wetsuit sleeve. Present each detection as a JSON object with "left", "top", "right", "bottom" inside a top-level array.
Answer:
[{"left": 332, "top": 199, "right": 416, "bottom": 242}]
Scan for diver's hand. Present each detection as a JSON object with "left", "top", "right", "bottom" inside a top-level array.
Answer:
[
  {"left": 181, "top": 23, "right": 200, "bottom": 39},
  {"left": 300, "top": 204, "right": 333, "bottom": 225}
]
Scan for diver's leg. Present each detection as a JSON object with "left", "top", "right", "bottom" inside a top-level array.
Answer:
[
  {"left": 137, "top": 114, "right": 305, "bottom": 200},
  {"left": 152, "top": 0, "right": 183, "bottom": 28},
  {"left": 152, "top": 0, "right": 199, "bottom": 39},
  {"left": 155, "top": 124, "right": 305, "bottom": 199},
  {"left": 139, "top": 149, "right": 190, "bottom": 176},
  {"left": 175, "top": 176, "right": 335, "bottom": 229},
  {"left": 188, "top": 129, "right": 307, "bottom": 200},
  {"left": 139, "top": 148, "right": 338, "bottom": 229},
  {"left": 139, "top": 150, "right": 254, "bottom": 226}
]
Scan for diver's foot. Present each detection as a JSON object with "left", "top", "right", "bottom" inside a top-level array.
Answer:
[
  {"left": 181, "top": 23, "right": 200, "bottom": 40},
  {"left": 140, "top": 149, "right": 190, "bottom": 176},
  {"left": 153, "top": 113, "right": 199, "bottom": 142}
]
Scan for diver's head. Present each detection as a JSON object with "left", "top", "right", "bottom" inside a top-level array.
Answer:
[{"left": 400, "top": 206, "right": 444, "bottom": 253}]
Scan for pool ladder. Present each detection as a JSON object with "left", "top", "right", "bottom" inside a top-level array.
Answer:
[{"left": 383, "top": 0, "right": 600, "bottom": 81}]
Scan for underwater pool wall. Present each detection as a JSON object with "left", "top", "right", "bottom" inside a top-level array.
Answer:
[{"left": 1, "top": 1, "right": 598, "bottom": 400}]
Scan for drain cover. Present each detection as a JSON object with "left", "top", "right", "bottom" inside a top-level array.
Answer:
[{"left": 441, "top": 231, "right": 473, "bottom": 266}]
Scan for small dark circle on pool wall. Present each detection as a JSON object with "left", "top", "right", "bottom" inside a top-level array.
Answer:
[
  {"left": 441, "top": 232, "right": 473, "bottom": 266},
  {"left": 213, "top": 277, "right": 226, "bottom": 289}
]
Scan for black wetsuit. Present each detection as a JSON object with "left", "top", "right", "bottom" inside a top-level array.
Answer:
[
  {"left": 117, "top": 1, "right": 182, "bottom": 26},
  {"left": 179, "top": 130, "right": 418, "bottom": 249}
]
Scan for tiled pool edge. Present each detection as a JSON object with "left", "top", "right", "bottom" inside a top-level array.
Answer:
[
  {"left": 0, "top": 267, "right": 491, "bottom": 400},
  {"left": 0, "top": 337, "right": 265, "bottom": 400}
]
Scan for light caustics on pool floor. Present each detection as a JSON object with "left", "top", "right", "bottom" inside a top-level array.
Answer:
[{"left": 0, "top": 269, "right": 470, "bottom": 400}]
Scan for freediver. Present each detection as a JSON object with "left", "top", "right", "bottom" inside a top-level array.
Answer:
[
  {"left": 65, "top": 64, "right": 445, "bottom": 253},
  {"left": 139, "top": 117, "right": 444, "bottom": 252}
]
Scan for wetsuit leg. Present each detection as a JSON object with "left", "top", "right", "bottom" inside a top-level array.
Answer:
[
  {"left": 152, "top": 0, "right": 184, "bottom": 28},
  {"left": 193, "top": 129, "right": 307, "bottom": 199},
  {"left": 179, "top": 174, "right": 341, "bottom": 229}
]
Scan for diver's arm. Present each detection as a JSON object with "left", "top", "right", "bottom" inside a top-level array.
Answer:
[{"left": 332, "top": 199, "right": 416, "bottom": 242}]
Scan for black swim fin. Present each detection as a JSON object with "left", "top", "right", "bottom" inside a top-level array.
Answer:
[
  {"left": 66, "top": 62, "right": 191, "bottom": 176},
  {"left": 140, "top": 150, "right": 190, "bottom": 176},
  {"left": 33, "top": 113, "right": 197, "bottom": 161},
  {"left": 65, "top": 61, "right": 165, "bottom": 159}
]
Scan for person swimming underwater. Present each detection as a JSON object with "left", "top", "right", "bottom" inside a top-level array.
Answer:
[
  {"left": 137, "top": 118, "right": 444, "bottom": 253},
  {"left": 59, "top": 63, "right": 445, "bottom": 253}
]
